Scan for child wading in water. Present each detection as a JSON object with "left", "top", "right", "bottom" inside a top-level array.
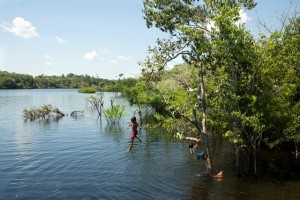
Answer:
[{"left": 127, "top": 117, "right": 142, "bottom": 152}]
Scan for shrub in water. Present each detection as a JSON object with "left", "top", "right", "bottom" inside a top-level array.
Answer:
[{"left": 103, "top": 104, "right": 126, "bottom": 124}]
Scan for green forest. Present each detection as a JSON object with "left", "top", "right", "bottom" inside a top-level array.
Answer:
[
  {"left": 0, "top": 70, "right": 137, "bottom": 92},
  {"left": 1, "top": 0, "right": 299, "bottom": 180},
  {"left": 128, "top": 0, "right": 299, "bottom": 179}
]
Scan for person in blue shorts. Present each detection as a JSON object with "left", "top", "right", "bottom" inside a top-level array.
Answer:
[{"left": 188, "top": 139, "right": 207, "bottom": 160}]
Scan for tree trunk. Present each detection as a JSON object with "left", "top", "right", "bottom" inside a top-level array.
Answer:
[
  {"left": 253, "top": 142, "right": 257, "bottom": 177},
  {"left": 201, "top": 132, "right": 213, "bottom": 175},
  {"left": 295, "top": 141, "right": 299, "bottom": 159},
  {"left": 138, "top": 106, "right": 142, "bottom": 126},
  {"left": 199, "top": 63, "right": 213, "bottom": 176},
  {"left": 236, "top": 144, "right": 250, "bottom": 176}
]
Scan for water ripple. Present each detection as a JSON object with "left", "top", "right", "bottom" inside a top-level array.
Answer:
[{"left": 1, "top": 90, "right": 300, "bottom": 200}]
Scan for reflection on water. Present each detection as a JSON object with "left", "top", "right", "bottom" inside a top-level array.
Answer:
[{"left": 0, "top": 89, "right": 299, "bottom": 200}]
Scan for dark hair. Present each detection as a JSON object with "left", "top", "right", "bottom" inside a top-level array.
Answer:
[{"left": 131, "top": 117, "right": 136, "bottom": 122}]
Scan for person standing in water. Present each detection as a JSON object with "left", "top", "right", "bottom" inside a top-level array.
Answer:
[{"left": 127, "top": 117, "right": 142, "bottom": 152}]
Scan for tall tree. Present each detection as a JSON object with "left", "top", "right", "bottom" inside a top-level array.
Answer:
[
  {"left": 141, "top": 0, "right": 256, "bottom": 176},
  {"left": 258, "top": 16, "right": 300, "bottom": 159}
]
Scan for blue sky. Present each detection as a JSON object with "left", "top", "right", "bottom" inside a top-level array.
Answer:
[{"left": 0, "top": 0, "right": 296, "bottom": 79}]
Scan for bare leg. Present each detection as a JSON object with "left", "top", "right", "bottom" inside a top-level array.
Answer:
[
  {"left": 136, "top": 135, "right": 142, "bottom": 142},
  {"left": 127, "top": 138, "right": 133, "bottom": 152}
]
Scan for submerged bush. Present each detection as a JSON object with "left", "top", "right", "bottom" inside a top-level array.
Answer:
[
  {"left": 23, "top": 104, "right": 65, "bottom": 121},
  {"left": 103, "top": 104, "right": 126, "bottom": 124}
]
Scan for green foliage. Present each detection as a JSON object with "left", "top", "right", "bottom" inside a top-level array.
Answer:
[
  {"left": 142, "top": 63, "right": 200, "bottom": 135},
  {"left": 223, "top": 130, "right": 241, "bottom": 144},
  {"left": 103, "top": 104, "right": 126, "bottom": 124},
  {"left": 78, "top": 87, "right": 97, "bottom": 93},
  {"left": 0, "top": 71, "right": 36, "bottom": 89},
  {"left": 284, "top": 102, "right": 300, "bottom": 143},
  {"left": 0, "top": 71, "right": 138, "bottom": 92},
  {"left": 258, "top": 17, "right": 300, "bottom": 149},
  {"left": 142, "top": 0, "right": 259, "bottom": 136},
  {"left": 124, "top": 81, "right": 148, "bottom": 106},
  {"left": 141, "top": 0, "right": 300, "bottom": 158},
  {"left": 154, "top": 112, "right": 198, "bottom": 137},
  {"left": 102, "top": 78, "right": 138, "bottom": 92}
]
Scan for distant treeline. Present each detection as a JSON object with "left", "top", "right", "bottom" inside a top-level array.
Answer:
[{"left": 0, "top": 70, "right": 137, "bottom": 92}]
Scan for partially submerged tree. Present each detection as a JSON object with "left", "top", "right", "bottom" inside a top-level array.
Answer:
[
  {"left": 141, "top": 0, "right": 257, "bottom": 176},
  {"left": 86, "top": 93, "right": 104, "bottom": 117},
  {"left": 142, "top": 0, "right": 300, "bottom": 179}
]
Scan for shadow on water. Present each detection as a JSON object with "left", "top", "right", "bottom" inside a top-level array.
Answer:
[
  {"left": 185, "top": 138, "right": 300, "bottom": 200},
  {"left": 0, "top": 89, "right": 300, "bottom": 200},
  {"left": 103, "top": 124, "right": 126, "bottom": 144}
]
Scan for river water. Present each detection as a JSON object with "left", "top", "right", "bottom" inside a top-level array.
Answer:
[{"left": 0, "top": 89, "right": 299, "bottom": 200}]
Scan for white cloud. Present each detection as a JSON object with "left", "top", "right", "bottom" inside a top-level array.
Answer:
[
  {"left": 117, "top": 55, "right": 131, "bottom": 61},
  {"left": 44, "top": 54, "right": 53, "bottom": 60},
  {"left": 83, "top": 50, "right": 98, "bottom": 61},
  {"left": 99, "top": 48, "right": 113, "bottom": 54},
  {"left": 237, "top": 9, "right": 250, "bottom": 25},
  {"left": 109, "top": 55, "right": 131, "bottom": 64},
  {"left": 44, "top": 54, "right": 53, "bottom": 66},
  {"left": 109, "top": 59, "right": 119, "bottom": 64},
  {"left": 205, "top": 8, "right": 250, "bottom": 31},
  {"left": 0, "top": 17, "right": 39, "bottom": 38},
  {"left": 55, "top": 36, "right": 66, "bottom": 43},
  {"left": 45, "top": 60, "right": 52, "bottom": 66}
]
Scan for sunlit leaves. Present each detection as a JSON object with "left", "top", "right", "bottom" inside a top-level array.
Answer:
[
  {"left": 142, "top": 0, "right": 299, "bottom": 155},
  {"left": 257, "top": 16, "right": 300, "bottom": 149},
  {"left": 103, "top": 105, "right": 126, "bottom": 125}
]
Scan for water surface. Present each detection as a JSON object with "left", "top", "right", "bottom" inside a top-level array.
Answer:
[{"left": 0, "top": 89, "right": 299, "bottom": 200}]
